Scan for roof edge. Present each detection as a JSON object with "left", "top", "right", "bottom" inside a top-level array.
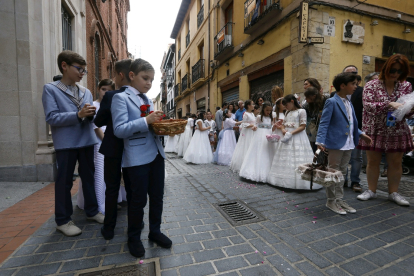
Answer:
[{"left": 170, "top": 0, "right": 191, "bottom": 39}]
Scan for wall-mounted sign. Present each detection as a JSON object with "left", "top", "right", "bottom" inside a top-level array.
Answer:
[
  {"left": 309, "top": 37, "right": 324, "bottom": 44},
  {"left": 363, "top": 55, "right": 371, "bottom": 64},
  {"left": 324, "top": 17, "right": 336, "bottom": 37},
  {"left": 299, "top": 2, "right": 309, "bottom": 43},
  {"left": 382, "top": 36, "right": 414, "bottom": 61},
  {"left": 342, "top": 19, "right": 365, "bottom": 44}
]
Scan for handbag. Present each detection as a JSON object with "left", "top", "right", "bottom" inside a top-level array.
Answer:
[
  {"left": 266, "top": 134, "right": 280, "bottom": 143},
  {"left": 296, "top": 149, "right": 344, "bottom": 190}
]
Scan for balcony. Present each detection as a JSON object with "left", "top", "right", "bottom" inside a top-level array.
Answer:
[
  {"left": 214, "top": 22, "right": 233, "bottom": 60},
  {"left": 178, "top": 49, "right": 181, "bottom": 61},
  {"left": 197, "top": 5, "right": 204, "bottom": 29},
  {"left": 244, "top": 0, "right": 281, "bottom": 34},
  {"left": 182, "top": 74, "right": 190, "bottom": 95},
  {"left": 174, "top": 83, "right": 181, "bottom": 98},
  {"left": 186, "top": 31, "right": 190, "bottom": 48},
  {"left": 192, "top": 59, "right": 206, "bottom": 88}
]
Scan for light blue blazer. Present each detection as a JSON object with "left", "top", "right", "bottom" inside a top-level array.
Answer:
[
  {"left": 42, "top": 82, "right": 98, "bottom": 150},
  {"left": 316, "top": 94, "right": 362, "bottom": 150},
  {"left": 111, "top": 88, "right": 165, "bottom": 168}
]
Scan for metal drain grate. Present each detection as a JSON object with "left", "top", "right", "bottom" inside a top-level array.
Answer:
[
  {"left": 79, "top": 262, "right": 156, "bottom": 276},
  {"left": 214, "top": 200, "right": 266, "bottom": 226}
]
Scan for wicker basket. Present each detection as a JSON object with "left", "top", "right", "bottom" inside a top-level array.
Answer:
[{"left": 151, "top": 119, "right": 187, "bottom": 135}]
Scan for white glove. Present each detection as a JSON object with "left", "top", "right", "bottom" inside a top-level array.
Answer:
[{"left": 280, "top": 132, "right": 292, "bottom": 143}]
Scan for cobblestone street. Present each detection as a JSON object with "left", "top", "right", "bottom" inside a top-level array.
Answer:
[{"left": 1, "top": 154, "right": 414, "bottom": 276}]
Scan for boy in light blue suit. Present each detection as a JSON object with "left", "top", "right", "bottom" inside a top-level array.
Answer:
[
  {"left": 316, "top": 73, "right": 372, "bottom": 215},
  {"left": 111, "top": 59, "right": 171, "bottom": 258},
  {"left": 42, "top": 51, "right": 103, "bottom": 237}
]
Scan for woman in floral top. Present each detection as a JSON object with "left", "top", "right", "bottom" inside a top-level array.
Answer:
[{"left": 357, "top": 54, "right": 413, "bottom": 206}]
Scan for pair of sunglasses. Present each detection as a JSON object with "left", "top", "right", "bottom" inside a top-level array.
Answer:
[{"left": 389, "top": 68, "right": 403, "bottom": 74}]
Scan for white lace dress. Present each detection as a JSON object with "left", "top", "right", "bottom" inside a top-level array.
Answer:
[
  {"left": 230, "top": 112, "right": 256, "bottom": 172},
  {"left": 177, "top": 118, "right": 194, "bottom": 156},
  {"left": 184, "top": 119, "right": 214, "bottom": 164},
  {"left": 216, "top": 118, "right": 237, "bottom": 166},
  {"left": 267, "top": 109, "right": 322, "bottom": 190},
  {"left": 239, "top": 114, "right": 276, "bottom": 182}
]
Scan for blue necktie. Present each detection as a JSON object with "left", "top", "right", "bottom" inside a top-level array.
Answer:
[{"left": 137, "top": 93, "right": 149, "bottom": 105}]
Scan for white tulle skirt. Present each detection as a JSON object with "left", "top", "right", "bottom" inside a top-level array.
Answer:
[
  {"left": 164, "top": 135, "right": 179, "bottom": 153},
  {"left": 239, "top": 127, "right": 274, "bottom": 183},
  {"left": 230, "top": 127, "right": 255, "bottom": 172},
  {"left": 184, "top": 129, "right": 214, "bottom": 164},
  {"left": 177, "top": 126, "right": 193, "bottom": 156},
  {"left": 267, "top": 128, "right": 322, "bottom": 190}
]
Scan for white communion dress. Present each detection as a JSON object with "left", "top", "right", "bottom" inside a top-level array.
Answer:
[
  {"left": 177, "top": 118, "right": 194, "bottom": 156},
  {"left": 183, "top": 119, "right": 214, "bottom": 164},
  {"left": 230, "top": 112, "right": 257, "bottom": 172},
  {"left": 239, "top": 113, "right": 276, "bottom": 183},
  {"left": 164, "top": 134, "right": 179, "bottom": 153},
  {"left": 267, "top": 109, "right": 322, "bottom": 190},
  {"left": 215, "top": 118, "right": 237, "bottom": 166}
]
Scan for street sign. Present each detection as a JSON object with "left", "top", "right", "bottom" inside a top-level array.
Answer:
[
  {"left": 299, "top": 2, "right": 309, "bottom": 43},
  {"left": 309, "top": 37, "right": 324, "bottom": 44}
]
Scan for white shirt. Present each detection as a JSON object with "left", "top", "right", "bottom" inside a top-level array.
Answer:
[
  {"left": 127, "top": 86, "right": 149, "bottom": 127},
  {"left": 204, "top": 119, "right": 216, "bottom": 133},
  {"left": 339, "top": 97, "right": 355, "bottom": 150}
]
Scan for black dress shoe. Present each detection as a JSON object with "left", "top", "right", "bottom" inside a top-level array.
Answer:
[
  {"left": 101, "top": 226, "right": 114, "bottom": 240},
  {"left": 128, "top": 238, "right": 145, "bottom": 258},
  {"left": 141, "top": 221, "right": 145, "bottom": 230},
  {"left": 351, "top": 182, "right": 362, "bottom": 193},
  {"left": 148, "top": 232, "right": 172, "bottom": 248}
]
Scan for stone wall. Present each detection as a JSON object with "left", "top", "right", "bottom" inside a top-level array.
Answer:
[
  {"left": 0, "top": 0, "right": 87, "bottom": 182},
  {"left": 290, "top": 9, "right": 331, "bottom": 99}
]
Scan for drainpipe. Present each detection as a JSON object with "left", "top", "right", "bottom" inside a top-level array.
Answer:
[{"left": 207, "top": 0, "right": 211, "bottom": 111}]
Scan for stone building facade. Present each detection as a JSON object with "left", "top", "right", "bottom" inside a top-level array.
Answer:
[
  {"left": 85, "top": 0, "right": 130, "bottom": 96},
  {"left": 0, "top": 0, "right": 88, "bottom": 182},
  {"left": 171, "top": 0, "right": 414, "bottom": 116}
]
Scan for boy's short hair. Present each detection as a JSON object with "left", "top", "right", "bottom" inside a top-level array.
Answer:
[
  {"left": 98, "top": 79, "right": 115, "bottom": 90},
  {"left": 114, "top": 59, "right": 132, "bottom": 81},
  {"left": 215, "top": 106, "right": 220, "bottom": 111},
  {"left": 222, "top": 102, "right": 228, "bottom": 108},
  {"left": 333, "top": 72, "right": 358, "bottom": 91},
  {"left": 130, "top": 58, "right": 154, "bottom": 75},
  {"left": 57, "top": 50, "right": 86, "bottom": 74}
]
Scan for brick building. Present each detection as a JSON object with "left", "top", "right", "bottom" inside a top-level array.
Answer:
[{"left": 85, "top": 0, "right": 130, "bottom": 95}]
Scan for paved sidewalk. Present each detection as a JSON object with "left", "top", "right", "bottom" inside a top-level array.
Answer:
[{"left": 0, "top": 155, "right": 413, "bottom": 275}]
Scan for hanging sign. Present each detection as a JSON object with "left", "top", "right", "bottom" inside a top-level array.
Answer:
[
  {"left": 309, "top": 37, "right": 324, "bottom": 44},
  {"left": 217, "top": 29, "right": 225, "bottom": 44},
  {"left": 244, "top": 0, "right": 256, "bottom": 18},
  {"left": 299, "top": 2, "right": 309, "bottom": 43}
]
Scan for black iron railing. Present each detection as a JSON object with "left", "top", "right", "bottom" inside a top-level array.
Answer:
[
  {"left": 244, "top": 0, "right": 280, "bottom": 30},
  {"left": 178, "top": 49, "right": 181, "bottom": 61},
  {"left": 186, "top": 31, "right": 190, "bottom": 48},
  {"left": 182, "top": 74, "right": 189, "bottom": 91},
  {"left": 197, "top": 5, "right": 204, "bottom": 29},
  {"left": 214, "top": 22, "right": 233, "bottom": 57},
  {"left": 174, "top": 83, "right": 181, "bottom": 97},
  {"left": 192, "top": 59, "right": 205, "bottom": 84}
]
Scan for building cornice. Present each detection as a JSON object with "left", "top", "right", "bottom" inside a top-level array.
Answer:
[{"left": 170, "top": 0, "right": 192, "bottom": 39}]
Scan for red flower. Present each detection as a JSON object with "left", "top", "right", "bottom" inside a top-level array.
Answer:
[
  {"left": 140, "top": 105, "right": 148, "bottom": 112},
  {"left": 149, "top": 111, "right": 154, "bottom": 114},
  {"left": 140, "top": 113, "right": 146, "bottom": 117},
  {"left": 146, "top": 104, "right": 151, "bottom": 108}
]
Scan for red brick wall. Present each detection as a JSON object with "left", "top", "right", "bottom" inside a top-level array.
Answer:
[{"left": 85, "top": 0, "right": 130, "bottom": 97}]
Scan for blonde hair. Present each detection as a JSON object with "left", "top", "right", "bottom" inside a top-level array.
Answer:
[{"left": 271, "top": 86, "right": 284, "bottom": 103}]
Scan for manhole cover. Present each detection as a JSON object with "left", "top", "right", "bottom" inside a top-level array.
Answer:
[
  {"left": 377, "top": 180, "right": 414, "bottom": 198},
  {"left": 214, "top": 200, "right": 266, "bottom": 226},
  {"left": 79, "top": 262, "right": 156, "bottom": 276}
]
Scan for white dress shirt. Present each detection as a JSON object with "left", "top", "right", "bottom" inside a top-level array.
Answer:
[
  {"left": 127, "top": 86, "right": 149, "bottom": 127},
  {"left": 339, "top": 96, "right": 355, "bottom": 150}
]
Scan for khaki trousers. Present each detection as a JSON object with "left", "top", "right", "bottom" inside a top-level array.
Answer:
[{"left": 326, "top": 149, "right": 352, "bottom": 202}]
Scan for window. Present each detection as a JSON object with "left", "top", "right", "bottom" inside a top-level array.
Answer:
[{"left": 61, "top": 5, "right": 73, "bottom": 51}]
